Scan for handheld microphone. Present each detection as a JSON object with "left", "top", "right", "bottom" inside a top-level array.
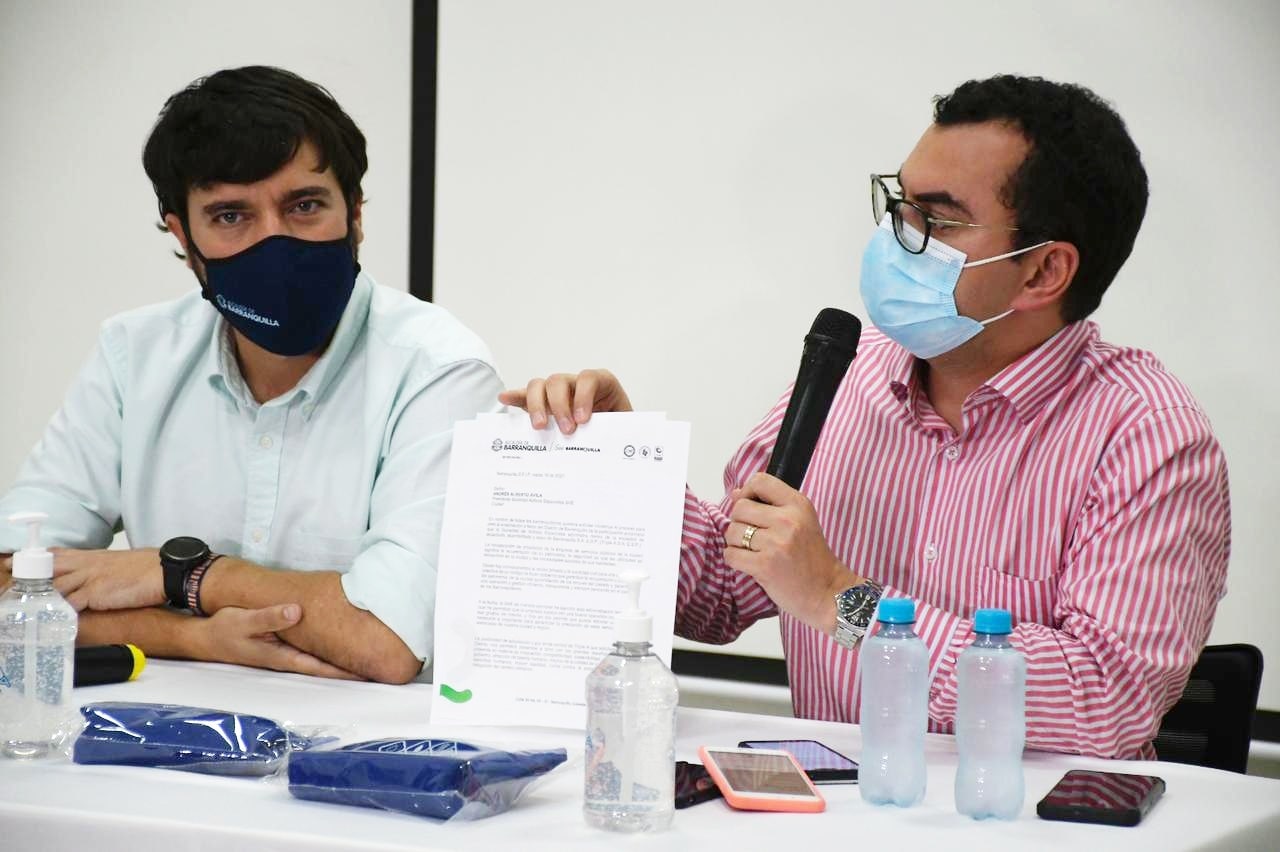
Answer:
[
  {"left": 765, "top": 308, "right": 862, "bottom": 489},
  {"left": 73, "top": 644, "right": 146, "bottom": 687}
]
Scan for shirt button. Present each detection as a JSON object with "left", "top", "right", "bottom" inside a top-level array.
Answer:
[
  {"left": 252, "top": 529, "right": 265, "bottom": 543},
  {"left": 924, "top": 542, "right": 938, "bottom": 562},
  {"left": 944, "top": 445, "right": 960, "bottom": 461},
  {"left": 259, "top": 435, "right": 273, "bottom": 449}
]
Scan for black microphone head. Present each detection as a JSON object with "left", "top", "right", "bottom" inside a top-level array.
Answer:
[
  {"left": 767, "top": 307, "right": 864, "bottom": 488},
  {"left": 807, "top": 308, "right": 862, "bottom": 356}
]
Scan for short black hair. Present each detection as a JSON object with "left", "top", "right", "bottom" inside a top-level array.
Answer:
[
  {"left": 933, "top": 75, "right": 1148, "bottom": 322},
  {"left": 142, "top": 66, "right": 367, "bottom": 242}
]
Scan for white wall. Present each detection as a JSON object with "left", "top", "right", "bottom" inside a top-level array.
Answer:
[
  {"left": 434, "top": 1, "right": 1280, "bottom": 709},
  {"left": 3, "top": 0, "right": 1278, "bottom": 711},
  {"left": 0, "top": 0, "right": 413, "bottom": 484}
]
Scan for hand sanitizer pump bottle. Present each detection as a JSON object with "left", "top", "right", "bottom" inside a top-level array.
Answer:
[
  {"left": 583, "top": 571, "right": 678, "bottom": 832},
  {"left": 0, "top": 512, "right": 79, "bottom": 758}
]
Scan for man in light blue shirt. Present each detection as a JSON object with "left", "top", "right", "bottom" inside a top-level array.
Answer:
[{"left": 0, "top": 67, "right": 501, "bottom": 683}]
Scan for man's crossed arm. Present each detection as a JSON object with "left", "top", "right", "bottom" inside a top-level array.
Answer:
[{"left": 4, "top": 548, "right": 422, "bottom": 684}]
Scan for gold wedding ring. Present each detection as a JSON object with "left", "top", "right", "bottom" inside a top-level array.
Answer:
[{"left": 741, "top": 524, "right": 759, "bottom": 551}]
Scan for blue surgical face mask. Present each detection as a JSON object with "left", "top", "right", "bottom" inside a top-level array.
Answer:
[
  {"left": 859, "top": 216, "right": 1052, "bottom": 359},
  {"left": 198, "top": 234, "right": 358, "bottom": 357}
]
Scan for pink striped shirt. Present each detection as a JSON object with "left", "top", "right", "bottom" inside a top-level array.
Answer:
[{"left": 675, "top": 321, "right": 1230, "bottom": 759}]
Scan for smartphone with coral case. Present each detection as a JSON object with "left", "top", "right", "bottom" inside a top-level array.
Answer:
[{"left": 697, "top": 746, "right": 825, "bottom": 813}]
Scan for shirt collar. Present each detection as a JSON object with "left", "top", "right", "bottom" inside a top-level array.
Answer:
[
  {"left": 982, "top": 320, "right": 1095, "bottom": 422},
  {"left": 204, "top": 271, "right": 373, "bottom": 418},
  {"left": 884, "top": 320, "right": 1095, "bottom": 424},
  {"left": 885, "top": 342, "right": 920, "bottom": 406}
]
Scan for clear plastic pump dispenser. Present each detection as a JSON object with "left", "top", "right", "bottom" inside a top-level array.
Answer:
[
  {"left": 583, "top": 571, "right": 678, "bottom": 832},
  {"left": 1, "top": 512, "right": 79, "bottom": 758}
]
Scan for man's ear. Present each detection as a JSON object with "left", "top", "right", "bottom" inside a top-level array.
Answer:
[
  {"left": 1012, "top": 242, "right": 1079, "bottom": 313},
  {"left": 350, "top": 198, "right": 364, "bottom": 247},
  {"left": 163, "top": 213, "right": 194, "bottom": 270}
]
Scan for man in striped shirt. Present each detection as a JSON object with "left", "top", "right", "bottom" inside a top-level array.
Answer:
[{"left": 504, "top": 75, "right": 1230, "bottom": 759}]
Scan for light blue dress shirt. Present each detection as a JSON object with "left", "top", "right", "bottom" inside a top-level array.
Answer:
[{"left": 0, "top": 272, "right": 503, "bottom": 664}]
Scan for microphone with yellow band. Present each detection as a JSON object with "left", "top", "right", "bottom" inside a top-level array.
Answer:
[{"left": 73, "top": 644, "right": 146, "bottom": 687}]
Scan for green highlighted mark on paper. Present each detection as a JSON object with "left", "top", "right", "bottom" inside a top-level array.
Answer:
[{"left": 439, "top": 683, "right": 473, "bottom": 703}]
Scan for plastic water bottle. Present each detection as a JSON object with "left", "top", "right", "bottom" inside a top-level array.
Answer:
[
  {"left": 0, "top": 512, "right": 78, "bottom": 759},
  {"left": 584, "top": 571, "right": 678, "bottom": 832},
  {"left": 858, "top": 596, "right": 928, "bottom": 806},
  {"left": 955, "top": 608, "right": 1026, "bottom": 820}
]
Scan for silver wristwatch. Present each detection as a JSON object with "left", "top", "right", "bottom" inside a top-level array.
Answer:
[{"left": 832, "top": 580, "right": 884, "bottom": 649}]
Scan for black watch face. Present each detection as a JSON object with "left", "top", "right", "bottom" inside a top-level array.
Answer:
[
  {"left": 839, "top": 587, "right": 875, "bottom": 621},
  {"left": 162, "top": 536, "right": 208, "bottom": 564}
]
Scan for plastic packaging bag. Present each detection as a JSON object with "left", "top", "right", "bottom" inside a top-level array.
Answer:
[
  {"left": 73, "top": 701, "right": 324, "bottom": 776},
  {"left": 288, "top": 738, "right": 568, "bottom": 821}
]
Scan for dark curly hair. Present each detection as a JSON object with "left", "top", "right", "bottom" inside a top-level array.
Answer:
[
  {"left": 934, "top": 75, "right": 1148, "bottom": 322},
  {"left": 142, "top": 66, "right": 367, "bottom": 254}
]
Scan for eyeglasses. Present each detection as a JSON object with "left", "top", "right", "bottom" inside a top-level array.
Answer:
[{"left": 871, "top": 173, "right": 1019, "bottom": 255}]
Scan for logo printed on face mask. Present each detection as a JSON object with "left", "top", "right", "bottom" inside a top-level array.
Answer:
[{"left": 213, "top": 294, "right": 280, "bottom": 327}]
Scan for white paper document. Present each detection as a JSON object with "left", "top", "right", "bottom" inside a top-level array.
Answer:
[{"left": 430, "top": 411, "right": 691, "bottom": 729}]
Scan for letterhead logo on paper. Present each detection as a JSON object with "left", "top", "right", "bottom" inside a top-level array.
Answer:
[{"left": 493, "top": 440, "right": 548, "bottom": 453}]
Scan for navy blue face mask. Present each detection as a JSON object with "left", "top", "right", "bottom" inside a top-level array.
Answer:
[{"left": 197, "top": 234, "right": 358, "bottom": 357}]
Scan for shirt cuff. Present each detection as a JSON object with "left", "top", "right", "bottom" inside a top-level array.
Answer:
[{"left": 340, "top": 543, "right": 436, "bottom": 666}]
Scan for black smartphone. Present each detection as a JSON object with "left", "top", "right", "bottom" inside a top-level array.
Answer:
[
  {"left": 675, "top": 760, "right": 723, "bottom": 809},
  {"left": 737, "top": 739, "right": 859, "bottom": 783},
  {"left": 1036, "top": 770, "right": 1165, "bottom": 827}
]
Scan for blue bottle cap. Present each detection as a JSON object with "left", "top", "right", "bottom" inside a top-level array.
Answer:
[
  {"left": 876, "top": 597, "right": 916, "bottom": 624},
  {"left": 973, "top": 608, "right": 1012, "bottom": 635}
]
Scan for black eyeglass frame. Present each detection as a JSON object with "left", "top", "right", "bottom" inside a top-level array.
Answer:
[{"left": 870, "top": 172, "right": 1019, "bottom": 255}]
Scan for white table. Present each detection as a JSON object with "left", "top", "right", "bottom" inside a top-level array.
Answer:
[{"left": 1, "top": 660, "right": 1277, "bottom": 851}]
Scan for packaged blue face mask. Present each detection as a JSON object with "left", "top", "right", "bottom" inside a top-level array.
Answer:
[
  {"left": 74, "top": 702, "right": 319, "bottom": 777},
  {"left": 288, "top": 738, "right": 568, "bottom": 821}
]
